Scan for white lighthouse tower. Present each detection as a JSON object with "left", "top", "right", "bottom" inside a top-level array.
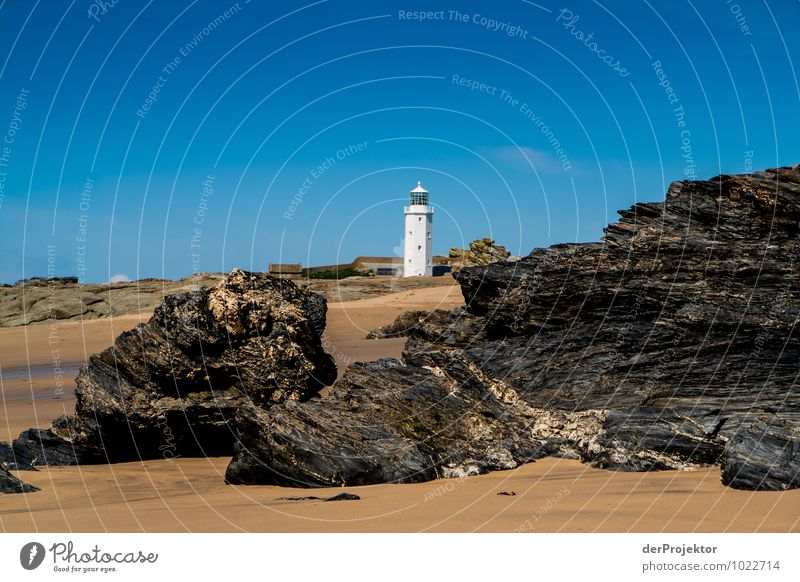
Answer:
[{"left": 403, "top": 181, "right": 433, "bottom": 277}]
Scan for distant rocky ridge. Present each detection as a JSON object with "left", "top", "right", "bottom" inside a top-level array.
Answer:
[
  {"left": 0, "top": 272, "right": 454, "bottom": 327},
  {"left": 226, "top": 166, "right": 800, "bottom": 491},
  {"left": 4, "top": 269, "right": 336, "bottom": 469},
  {"left": 0, "top": 273, "right": 225, "bottom": 327}
]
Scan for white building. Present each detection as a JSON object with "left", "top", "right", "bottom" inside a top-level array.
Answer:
[{"left": 403, "top": 181, "right": 433, "bottom": 277}]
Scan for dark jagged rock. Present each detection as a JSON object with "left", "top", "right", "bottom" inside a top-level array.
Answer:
[
  {"left": 721, "top": 418, "right": 800, "bottom": 491},
  {"left": 1, "top": 465, "right": 39, "bottom": 494},
  {"left": 225, "top": 356, "right": 563, "bottom": 487},
  {"left": 277, "top": 492, "right": 360, "bottom": 502},
  {"left": 365, "top": 309, "right": 452, "bottom": 339},
  {"left": 591, "top": 407, "right": 728, "bottom": 471},
  {"left": 6, "top": 422, "right": 92, "bottom": 469},
  {"left": 324, "top": 492, "right": 361, "bottom": 501},
  {"left": 8, "top": 269, "right": 336, "bottom": 467},
  {"left": 228, "top": 166, "right": 800, "bottom": 490}
]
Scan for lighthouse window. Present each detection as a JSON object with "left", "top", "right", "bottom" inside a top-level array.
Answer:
[
  {"left": 417, "top": 245, "right": 422, "bottom": 251},
  {"left": 427, "top": 232, "right": 431, "bottom": 239}
]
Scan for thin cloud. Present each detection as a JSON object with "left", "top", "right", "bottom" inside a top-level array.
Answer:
[{"left": 483, "top": 146, "right": 566, "bottom": 174}]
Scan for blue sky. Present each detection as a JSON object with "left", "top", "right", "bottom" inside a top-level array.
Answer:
[{"left": 0, "top": 0, "right": 798, "bottom": 283}]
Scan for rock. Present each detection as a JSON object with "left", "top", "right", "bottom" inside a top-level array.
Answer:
[
  {"left": 591, "top": 407, "right": 727, "bottom": 471},
  {"left": 227, "top": 166, "right": 800, "bottom": 490},
  {"left": 448, "top": 238, "right": 511, "bottom": 272},
  {"left": 721, "top": 418, "right": 800, "bottom": 491},
  {"left": 365, "top": 309, "right": 452, "bottom": 339},
  {"left": 6, "top": 423, "right": 93, "bottom": 468},
  {"left": 8, "top": 269, "right": 337, "bottom": 466},
  {"left": 1, "top": 465, "right": 39, "bottom": 494},
  {"left": 350, "top": 264, "right": 376, "bottom": 277},
  {"left": 225, "top": 360, "right": 448, "bottom": 488},
  {"left": 325, "top": 492, "right": 361, "bottom": 501},
  {"left": 276, "top": 492, "right": 360, "bottom": 502}
]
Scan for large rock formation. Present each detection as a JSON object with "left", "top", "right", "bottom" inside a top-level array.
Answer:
[
  {"left": 5, "top": 269, "right": 336, "bottom": 468},
  {"left": 226, "top": 166, "right": 800, "bottom": 491}
]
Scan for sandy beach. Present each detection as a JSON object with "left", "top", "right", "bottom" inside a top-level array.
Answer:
[{"left": 2, "top": 281, "right": 798, "bottom": 533}]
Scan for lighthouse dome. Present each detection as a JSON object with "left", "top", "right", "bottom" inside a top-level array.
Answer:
[{"left": 410, "top": 180, "right": 428, "bottom": 194}]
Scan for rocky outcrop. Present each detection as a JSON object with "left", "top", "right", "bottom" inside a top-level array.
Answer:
[
  {"left": 227, "top": 166, "right": 800, "bottom": 490},
  {"left": 349, "top": 264, "right": 377, "bottom": 277},
  {"left": 448, "top": 238, "right": 511, "bottom": 272},
  {"left": 1, "top": 465, "right": 39, "bottom": 494},
  {"left": 7, "top": 269, "right": 336, "bottom": 467}
]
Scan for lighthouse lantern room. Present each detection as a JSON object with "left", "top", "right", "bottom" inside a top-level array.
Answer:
[{"left": 403, "top": 181, "right": 433, "bottom": 277}]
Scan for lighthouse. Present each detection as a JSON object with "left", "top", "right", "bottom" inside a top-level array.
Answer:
[{"left": 403, "top": 181, "right": 433, "bottom": 277}]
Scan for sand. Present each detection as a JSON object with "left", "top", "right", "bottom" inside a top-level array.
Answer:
[{"left": 1, "top": 281, "right": 799, "bottom": 533}]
